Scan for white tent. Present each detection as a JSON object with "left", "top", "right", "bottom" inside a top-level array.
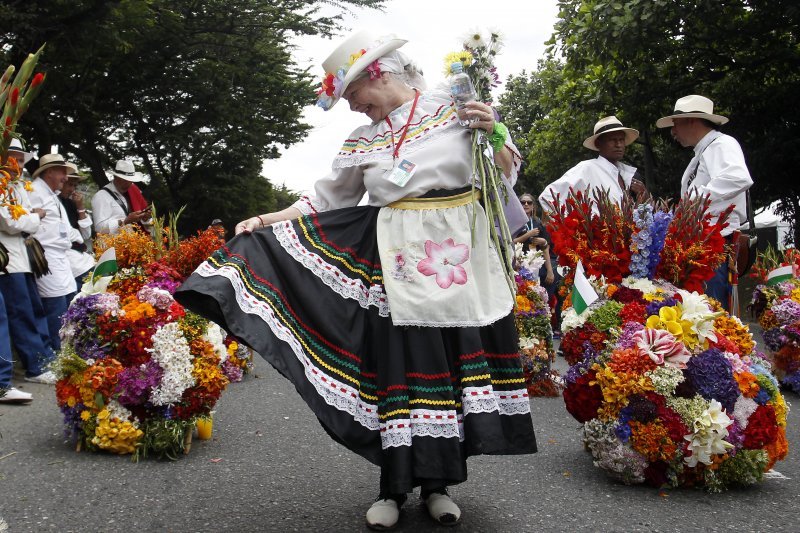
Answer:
[{"left": 740, "top": 200, "right": 792, "bottom": 249}]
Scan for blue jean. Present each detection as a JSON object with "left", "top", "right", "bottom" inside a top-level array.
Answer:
[
  {"left": 0, "top": 273, "right": 56, "bottom": 377},
  {"left": 41, "top": 295, "right": 68, "bottom": 353},
  {"left": 705, "top": 259, "right": 731, "bottom": 312},
  {"left": 0, "top": 290, "right": 13, "bottom": 388}
]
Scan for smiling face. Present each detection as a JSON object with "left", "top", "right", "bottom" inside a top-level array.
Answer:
[
  {"left": 342, "top": 73, "right": 413, "bottom": 122},
  {"left": 595, "top": 130, "right": 627, "bottom": 162},
  {"left": 42, "top": 167, "right": 68, "bottom": 193}
]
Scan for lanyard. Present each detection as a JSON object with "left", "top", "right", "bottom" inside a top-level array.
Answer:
[{"left": 384, "top": 89, "right": 420, "bottom": 160}]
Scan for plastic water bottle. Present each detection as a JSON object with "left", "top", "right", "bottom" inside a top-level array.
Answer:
[{"left": 449, "top": 62, "right": 478, "bottom": 126}]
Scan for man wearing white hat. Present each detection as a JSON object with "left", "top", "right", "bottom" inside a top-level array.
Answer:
[
  {"left": 0, "top": 139, "right": 56, "bottom": 395},
  {"left": 539, "top": 115, "right": 648, "bottom": 213},
  {"left": 91, "top": 159, "right": 150, "bottom": 235},
  {"left": 29, "top": 153, "right": 88, "bottom": 353},
  {"left": 657, "top": 94, "right": 753, "bottom": 309}
]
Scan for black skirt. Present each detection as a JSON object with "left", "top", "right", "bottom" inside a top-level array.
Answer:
[{"left": 175, "top": 205, "right": 536, "bottom": 494}]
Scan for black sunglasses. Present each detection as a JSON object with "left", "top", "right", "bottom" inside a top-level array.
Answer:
[{"left": 520, "top": 200, "right": 534, "bottom": 205}]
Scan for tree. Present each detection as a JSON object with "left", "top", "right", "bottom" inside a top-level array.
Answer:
[{"left": 0, "top": 0, "right": 383, "bottom": 233}]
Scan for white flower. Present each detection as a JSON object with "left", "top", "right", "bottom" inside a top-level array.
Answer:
[
  {"left": 204, "top": 322, "right": 229, "bottom": 363},
  {"left": 561, "top": 307, "right": 587, "bottom": 333},
  {"left": 683, "top": 399, "right": 734, "bottom": 467},
  {"left": 519, "top": 336, "right": 540, "bottom": 350},
  {"left": 621, "top": 276, "right": 658, "bottom": 294},
  {"left": 148, "top": 322, "right": 196, "bottom": 406},
  {"left": 106, "top": 400, "right": 134, "bottom": 423},
  {"left": 462, "top": 28, "right": 486, "bottom": 49},
  {"left": 677, "top": 290, "right": 719, "bottom": 344},
  {"left": 732, "top": 396, "right": 758, "bottom": 429}
]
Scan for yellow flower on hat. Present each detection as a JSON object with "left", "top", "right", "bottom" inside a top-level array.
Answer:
[{"left": 348, "top": 49, "right": 366, "bottom": 66}]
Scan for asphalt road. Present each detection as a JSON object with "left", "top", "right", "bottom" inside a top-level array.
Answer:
[{"left": 1, "top": 352, "right": 798, "bottom": 533}]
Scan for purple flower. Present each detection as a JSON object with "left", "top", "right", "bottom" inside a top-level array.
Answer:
[
  {"left": 771, "top": 299, "right": 800, "bottom": 325},
  {"left": 565, "top": 343, "right": 601, "bottom": 385},
  {"left": 620, "top": 394, "right": 657, "bottom": 423},
  {"left": 115, "top": 360, "right": 164, "bottom": 407},
  {"left": 685, "top": 348, "right": 739, "bottom": 412},
  {"left": 222, "top": 360, "right": 244, "bottom": 382},
  {"left": 60, "top": 404, "right": 85, "bottom": 439},
  {"left": 645, "top": 297, "right": 677, "bottom": 317},
  {"left": 762, "top": 328, "right": 786, "bottom": 352},
  {"left": 617, "top": 322, "right": 646, "bottom": 349},
  {"left": 782, "top": 371, "right": 800, "bottom": 394},
  {"left": 614, "top": 421, "right": 632, "bottom": 443},
  {"left": 647, "top": 211, "right": 673, "bottom": 277}
]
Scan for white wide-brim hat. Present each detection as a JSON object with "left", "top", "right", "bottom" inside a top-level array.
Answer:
[
  {"left": 316, "top": 30, "right": 407, "bottom": 111},
  {"left": 583, "top": 115, "right": 639, "bottom": 151},
  {"left": 8, "top": 138, "right": 33, "bottom": 165},
  {"left": 32, "top": 153, "right": 72, "bottom": 178},
  {"left": 111, "top": 159, "right": 145, "bottom": 183},
  {"left": 656, "top": 94, "right": 729, "bottom": 128}
]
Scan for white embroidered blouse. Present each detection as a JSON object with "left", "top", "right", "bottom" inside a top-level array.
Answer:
[{"left": 291, "top": 89, "right": 520, "bottom": 214}]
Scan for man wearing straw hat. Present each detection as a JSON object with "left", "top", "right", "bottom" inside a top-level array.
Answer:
[
  {"left": 656, "top": 94, "right": 753, "bottom": 310},
  {"left": 59, "top": 168, "right": 95, "bottom": 297},
  {"left": 30, "top": 153, "right": 88, "bottom": 352},
  {"left": 539, "top": 115, "right": 649, "bottom": 213},
  {"left": 91, "top": 159, "right": 150, "bottom": 235},
  {"left": 0, "top": 141, "right": 58, "bottom": 386}
]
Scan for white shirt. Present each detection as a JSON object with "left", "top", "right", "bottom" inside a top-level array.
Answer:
[
  {"left": 91, "top": 182, "right": 129, "bottom": 234},
  {"left": 539, "top": 156, "right": 637, "bottom": 213},
  {"left": 680, "top": 130, "right": 753, "bottom": 236},
  {"left": 0, "top": 182, "right": 42, "bottom": 274},
  {"left": 290, "top": 90, "right": 521, "bottom": 214},
  {"left": 29, "top": 178, "right": 82, "bottom": 297}
]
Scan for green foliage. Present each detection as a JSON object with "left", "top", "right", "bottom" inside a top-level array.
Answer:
[
  {"left": 500, "top": 0, "right": 800, "bottom": 238},
  {"left": 1, "top": 0, "right": 380, "bottom": 233}
]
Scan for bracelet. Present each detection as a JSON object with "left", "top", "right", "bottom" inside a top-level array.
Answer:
[
  {"left": 78, "top": 209, "right": 86, "bottom": 214},
  {"left": 489, "top": 121, "right": 509, "bottom": 153},
  {"left": 256, "top": 215, "right": 266, "bottom": 227}
]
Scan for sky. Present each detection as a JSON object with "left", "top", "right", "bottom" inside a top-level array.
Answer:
[{"left": 261, "top": 0, "right": 560, "bottom": 195}]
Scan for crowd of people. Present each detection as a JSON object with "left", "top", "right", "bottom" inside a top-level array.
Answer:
[{"left": 0, "top": 147, "right": 150, "bottom": 405}]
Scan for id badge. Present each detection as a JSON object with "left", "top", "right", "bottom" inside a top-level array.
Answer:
[
  {"left": 58, "top": 222, "right": 68, "bottom": 238},
  {"left": 386, "top": 158, "right": 417, "bottom": 187}
]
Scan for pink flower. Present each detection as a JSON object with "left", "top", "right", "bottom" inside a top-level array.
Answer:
[
  {"left": 417, "top": 239, "right": 470, "bottom": 289},
  {"left": 634, "top": 328, "right": 691, "bottom": 369},
  {"left": 366, "top": 59, "right": 382, "bottom": 80}
]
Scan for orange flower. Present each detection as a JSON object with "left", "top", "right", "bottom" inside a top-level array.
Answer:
[
  {"left": 607, "top": 347, "right": 657, "bottom": 375},
  {"left": 733, "top": 371, "right": 760, "bottom": 398},
  {"left": 713, "top": 314, "right": 754, "bottom": 355},
  {"left": 765, "top": 428, "right": 788, "bottom": 470},
  {"left": 629, "top": 420, "right": 679, "bottom": 463}
]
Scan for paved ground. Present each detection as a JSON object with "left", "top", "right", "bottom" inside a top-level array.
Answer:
[{"left": 1, "top": 349, "right": 798, "bottom": 532}]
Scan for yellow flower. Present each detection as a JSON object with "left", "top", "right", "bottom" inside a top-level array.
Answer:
[
  {"left": 80, "top": 410, "right": 91, "bottom": 421},
  {"left": 348, "top": 50, "right": 365, "bottom": 66},
  {"left": 791, "top": 288, "right": 800, "bottom": 303}
]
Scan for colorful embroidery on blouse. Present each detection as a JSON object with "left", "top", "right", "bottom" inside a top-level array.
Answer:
[{"left": 336, "top": 103, "right": 458, "bottom": 158}]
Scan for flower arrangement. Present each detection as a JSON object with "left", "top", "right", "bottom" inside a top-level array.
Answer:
[
  {"left": 563, "top": 278, "right": 788, "bottom": 491},
  {"left": 54, "top": 222, "right": 252, "bottom": 459},
  {"left": 546, "top": 190, "right": 732, "bottom": 300},
  {"left": 513, "top": 245, "right": 560, "bottom": 396},
  {"left": 443, "top": 29, "right": 503, "bottom": 103},
  {"left": 750, "top": 246, "right": 800, "bottom": 392},
  {"left": 0, "top": 45, "right": 46, "bottom": 219},
  {"left": 442, "top": 30, "right": 516, "bottom": 295},
  {"left": 551, "top": 191, "right": 787, "bottom": 491}
]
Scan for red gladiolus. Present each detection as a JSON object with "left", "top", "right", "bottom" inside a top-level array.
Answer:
[
  {"left": 10, "top": 87, "right": 19, "bottom": 106},
  {"left": 30, "top": 72, "right": 44, "bottom": 88}
]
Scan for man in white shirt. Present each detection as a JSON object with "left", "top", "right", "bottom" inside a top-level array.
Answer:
[
  {"left": 29, "top": 154, "right": 86, "bottom": 352},
  {"left": 91, "top": 159, "right": 150, "bottom": 235},
  {"left": 657, "top": 94, "right": 753, "bottom": 310},
  {"left": 59, "top": 170, "right": 95, "bottom": 297},
  {"left": 539, "top": 116, "right": 648, "bottom": 213},
  {"left": 0, "top": 140, "right": 56, "bottom": 393}
]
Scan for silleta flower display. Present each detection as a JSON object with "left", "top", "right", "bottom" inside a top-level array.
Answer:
[
  {"left": 54, "top": 223, "right": 251, "bottom": 459},
  {"left": 750, "top": 247, "right": 800, "bottom": 392},
  {"left": 551, "top": 191, "right": 788, "bottom": 491},
  {"left": 513, "top": 245, "right": 560, "bottom": 396}
]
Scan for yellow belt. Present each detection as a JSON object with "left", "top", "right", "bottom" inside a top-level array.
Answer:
[{"left": 386, "top": 190, "right": 480, "bottom": 210}]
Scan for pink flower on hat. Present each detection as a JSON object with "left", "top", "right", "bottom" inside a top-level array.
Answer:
[
  {"left": 366, "top": 59, "right": 382, "bottom": 80},
  {"left": 417, "top": 238, "right": 470, "bottom": 289}
]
